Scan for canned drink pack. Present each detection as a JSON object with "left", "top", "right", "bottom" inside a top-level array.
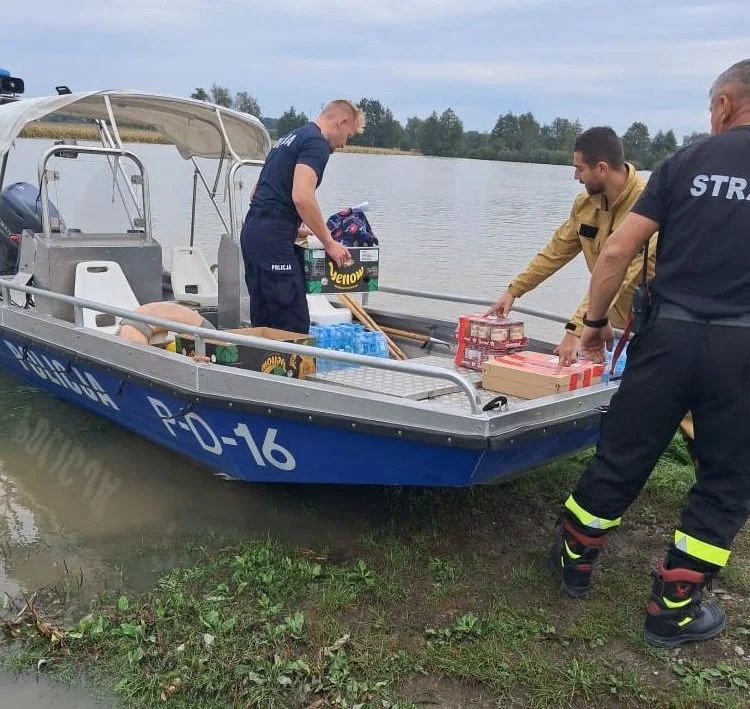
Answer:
[{"left": 455, "top": 314, "right": 528, "bottom": 350}]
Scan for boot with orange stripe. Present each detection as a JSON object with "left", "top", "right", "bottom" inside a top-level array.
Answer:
[
  {"left": 548, "top": 519, "right": 607, "bottom": 598},
  {"left": 644, "top": 563, "right": 726, "bottom": 648}
]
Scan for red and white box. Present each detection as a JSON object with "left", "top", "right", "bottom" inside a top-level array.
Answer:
[{"left": 482, "top": 351, "right": 604, "bottom": 399}]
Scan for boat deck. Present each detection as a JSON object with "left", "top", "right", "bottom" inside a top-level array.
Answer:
[{"left": 309, "top": 353, "right": 525, "bottom": 413}]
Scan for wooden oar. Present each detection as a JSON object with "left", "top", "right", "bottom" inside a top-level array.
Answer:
[
  {"left": 380, "top": 326, "right": 453, "bottom": 349},
  {"left": 338, "top": 294, "right": 406, "bottom": 360},
  {"left": 381, "top": 326, "right": 430, "bottom": 343}
]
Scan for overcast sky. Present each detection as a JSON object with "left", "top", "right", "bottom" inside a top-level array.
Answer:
[{"left": 4, "top": 0, "right": 749, "bottom": 139}]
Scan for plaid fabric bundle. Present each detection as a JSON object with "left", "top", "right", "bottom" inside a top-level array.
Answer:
[{"left": 326, "top": 207, "right": 378, "bottom": 247}]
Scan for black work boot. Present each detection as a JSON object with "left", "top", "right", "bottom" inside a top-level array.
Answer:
[
  {"left": 644, "top": 563, "right": 726, "bottom": 648},
  {"left": 548, "top": 519, "right": 607, "bottom": 598}
]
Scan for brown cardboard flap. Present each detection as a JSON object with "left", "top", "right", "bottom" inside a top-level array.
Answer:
[{"left": 226, "top": 327, "right": 311, "bottom": 344}]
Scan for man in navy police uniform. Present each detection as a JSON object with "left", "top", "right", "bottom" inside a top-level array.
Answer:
[
  {"left": 549, "top": 58, "right": 750, "bottom": 648},
  {"left": 240, "top": 99, "right": 365, "bottom": 333}
]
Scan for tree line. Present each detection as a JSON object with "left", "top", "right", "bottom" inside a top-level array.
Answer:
[{"left": 190, "top": 86, "right": 709, "bottom": 169}]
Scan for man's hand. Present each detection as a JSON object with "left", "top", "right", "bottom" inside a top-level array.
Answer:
[
  {"left": 324, "top": 238, "right": 351, "bottom": 267},
  {"left": 554, "top": 331, "right": 581, "bottom": 369},
  {"left": 297, "top": 224, "right": 313, "bottom": 240},
  {"left": 485, "top": 290, "right": 515, "bottom": 317},
  {"left": 580, "top": 323, "right": 615, "bottom": 364}
]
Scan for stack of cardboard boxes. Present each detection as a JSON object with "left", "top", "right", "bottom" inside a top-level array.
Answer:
[
  {"left": 453, "top": 314, "right": 528, "bottom": 371},
  {"left": 454, "top": 313, "right": 604, "bottom": 399}
]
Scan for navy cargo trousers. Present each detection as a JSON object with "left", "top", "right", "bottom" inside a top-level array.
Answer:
[
  {"left": 240, "top": 211, "right": 310, "bottom": 334},
  {"left": 565, "top": 310, "right": 750, "bottom": 572}
]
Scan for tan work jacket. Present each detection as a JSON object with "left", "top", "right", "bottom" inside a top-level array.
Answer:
[{"left": 508, "top": 163, "right": 657, "bottom": 334}]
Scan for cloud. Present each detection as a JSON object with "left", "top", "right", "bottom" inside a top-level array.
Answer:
[
  {"left": 3, "top": 0, "right": 205, "bottom": 32},
  {"left": 272, "top": 35, "right": 749, "bottom": 96},
  {"left": 251, "top": 0, "right": 552, "bottom": 25},
  {"left": 5, "top": 0, "right": 556, "bottom": 33},
  {"left": 4, "top": 0, "right": 748, "bottom": 137}
]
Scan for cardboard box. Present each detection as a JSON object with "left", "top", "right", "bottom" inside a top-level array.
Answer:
[
  {"left": 296, "top": 244, "right": 379, "bottom": 294},
  {"left": 174, "top": 327, "right": 316, "bottom": 379},
  {"left": 482, "top": 351, "right": 603, "bottom": 399}
]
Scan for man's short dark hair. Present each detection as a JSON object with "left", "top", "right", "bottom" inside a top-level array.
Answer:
[
  {"left": 711, "top": 58, "right": 750, "bottom": 102},
  {"left": 574, "top": 127, "right": 625, "bottom": 169}
]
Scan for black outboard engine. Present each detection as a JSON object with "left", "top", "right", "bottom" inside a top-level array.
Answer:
[{"left": 0, "top": 182, "right": 63, "bottom": 275}]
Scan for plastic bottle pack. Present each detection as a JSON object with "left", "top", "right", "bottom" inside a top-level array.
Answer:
[
  {"left": 601, "top": 337, "right": 629, "bottom": 383},
  {"left": 309, "top": 323, "right": 389, "bottom": 373}
]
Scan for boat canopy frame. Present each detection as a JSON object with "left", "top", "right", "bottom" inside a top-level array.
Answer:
[{"left": 0, "top": 90, "right": 272, "bottom": 239}]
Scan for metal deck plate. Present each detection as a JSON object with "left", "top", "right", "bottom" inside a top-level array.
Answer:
[
  {"left": 309, "top": 365, "right": 460, "bottom": 399},
  {"left": 410, "top": 354, "right": 484, "bottom": 384},
  {"left": 412, "top": 355, "right": 529, "bottom": 409},
  {"left": 308, "top": 354, "right": 483, "bottom": 401},
  {"left": 423, "top": 388, "right": 526, "bottom": 412}
]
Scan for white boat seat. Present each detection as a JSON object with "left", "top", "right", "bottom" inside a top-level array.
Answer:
[
  {"left": 171, "top": 247, "right": 218, "bottom": 307},
  {"left": 307, "top": 294, "right": 352, "bottom": 325},
  {"left": 74, "top": 260, "right": 140, "bottom": 334}
]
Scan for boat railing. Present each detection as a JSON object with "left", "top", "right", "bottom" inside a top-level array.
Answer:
[
  {"left": 37, "top": 144, "right": 152, "bottom": 241},
  {"left": 377, "top": 286, "right": 569, "bottom": 324},
  {"left": 0, "top": 280, "right": 484, "bottom": 415},
  {"left": 227, "top": 158, "right": 265, "bottom": 239},
  {"left": 376, "top": 287, "right": 630, "bottom": 341}
]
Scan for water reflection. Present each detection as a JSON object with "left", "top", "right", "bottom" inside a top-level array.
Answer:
[
  {"left": 0, "top": 372, "right": 390, "bottom": 604},
  {"left": 0, "top": 673, "right": 105, "bottom": 709}
]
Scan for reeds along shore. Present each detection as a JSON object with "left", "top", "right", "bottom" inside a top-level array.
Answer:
[{"left": 19, "top": 122, "right": 421, "bottom": 154}]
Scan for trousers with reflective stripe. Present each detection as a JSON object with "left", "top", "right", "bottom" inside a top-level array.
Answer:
[{"left": 566, "top": 317, "right": 750, "bottom": 569}]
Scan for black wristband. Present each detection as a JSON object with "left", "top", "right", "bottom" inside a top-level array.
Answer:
[
  {"left": 564, "top": 322, "right": 578, "bottom": 333},
  {"left": 582, "top": 314, "right": 609, "bottom": 328}
]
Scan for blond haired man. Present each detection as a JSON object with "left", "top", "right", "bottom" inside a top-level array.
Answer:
[{"left": 241, "top": 99, "right": 365, "bottom": 333}]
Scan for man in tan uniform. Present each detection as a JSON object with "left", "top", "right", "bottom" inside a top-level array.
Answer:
[
  {"left": 487, "top": 126, "right": 695, "bottom": 461},
  {"left": 487, "top": 126, "right": 656, "bottom": 365}
]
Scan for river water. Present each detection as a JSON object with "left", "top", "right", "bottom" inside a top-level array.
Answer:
[{"left": 0, "top": 139, "right": 640, "bottom": 705}]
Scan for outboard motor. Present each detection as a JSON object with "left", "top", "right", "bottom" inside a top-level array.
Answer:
[{"left": 0, "top": 182, "right": 63, "bottom": 275}]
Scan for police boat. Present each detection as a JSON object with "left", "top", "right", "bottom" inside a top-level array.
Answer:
[{"left": 0, "top": 90, "right": 618, "bottom": 486}]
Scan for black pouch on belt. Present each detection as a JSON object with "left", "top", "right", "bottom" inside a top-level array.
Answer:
[{"left": 630, "top": 241, "right": 652, "bottom": 335}]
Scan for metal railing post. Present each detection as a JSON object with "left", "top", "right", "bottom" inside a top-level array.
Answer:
[
  {"left": 73, "top": 303, "right": 84, "bottom": 328},
  {"left": 227, "top": 158, "right": 265, "bottom": 239},
  {"left": 37, "top": 144, "right": 152, "bottom": 240}
]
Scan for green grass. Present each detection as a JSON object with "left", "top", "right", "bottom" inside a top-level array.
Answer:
[{"left": 3, "top": 437, "right": 750, "bottom": 708}]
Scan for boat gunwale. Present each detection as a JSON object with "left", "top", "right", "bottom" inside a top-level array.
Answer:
[
  {"left": 0, "top": 304, "right": 613, "bottom": 452},
  {"left": 0, "top": 278, "right": 488, "bottom": 413}
]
